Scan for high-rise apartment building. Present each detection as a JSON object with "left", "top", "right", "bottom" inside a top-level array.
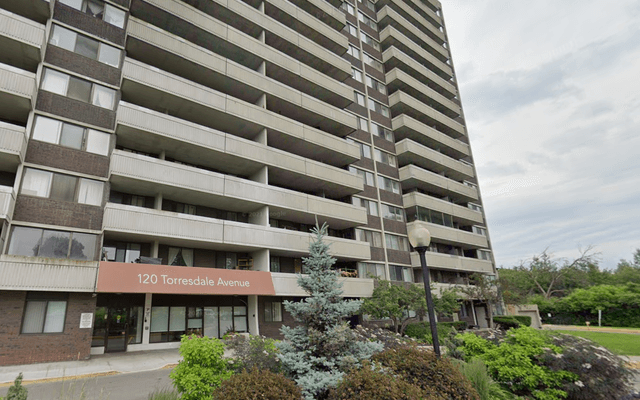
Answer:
[{"left": 0, "top": 0, "right": 496, "bottom": 365}]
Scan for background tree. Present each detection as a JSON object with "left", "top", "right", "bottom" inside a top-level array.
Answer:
[{"left": 277, "top": 224, "right": 383, "bottom": 400}]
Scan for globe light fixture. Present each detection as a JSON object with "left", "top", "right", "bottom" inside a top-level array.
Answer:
[{"left": 407, "top": 221, "right": 441, "bottom": 357}]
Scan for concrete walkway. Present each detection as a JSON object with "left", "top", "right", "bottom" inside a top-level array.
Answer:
[
  {"left": 0, "top": 349, "right": 181, "bottom": 385},
  {"left": 542, "top": 324, "right": 640, "bottom": 335}
]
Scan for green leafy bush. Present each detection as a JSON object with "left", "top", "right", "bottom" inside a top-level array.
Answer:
[
  {"left": 224, "top": 334, "right": 281, "bottom": 373},
  {"left": 456, "top": 327, "right": 577, "bottom": 400},
  {"left": 212, "top": 368, "right": 301, "bottom": 400},
  {"left": 327, "top": 363, "right": 425, "bottom": 400},
  {"left": 454, "top": 358, "right": 515, "bottom": 400},
  {"left": 404, "top": 322, "right": 460, "bottom": 343},
  {"left": 493, "top": 315, "right": 531, "bottom": 329},
  {"left": 373, "top": 345, "right": 480, "bottom": 400},
  {"left": 541, "top": 333, "right": 633, "bottom": 400},
  {"left": 440, "top": 321, "right": 468, "bottom": 330},
  {"left": 170, "top": 335, "right": 233, "bottom": 400},
  {"left": 5, "top": 373, "right": 28, "bottom": 400}
]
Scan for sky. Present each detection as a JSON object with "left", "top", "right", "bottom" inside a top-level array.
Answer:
[{"left": 441, "top": 1, "right": 640, "bottom": 270}]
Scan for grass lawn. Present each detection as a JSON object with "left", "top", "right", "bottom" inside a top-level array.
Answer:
[{"left": 561, "top": 331, "right": 640, "bottom": 356}]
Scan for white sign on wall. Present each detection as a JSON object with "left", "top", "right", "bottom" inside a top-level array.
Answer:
[{"left": 80, "top": 313, "right": 93, "bottom": 329}]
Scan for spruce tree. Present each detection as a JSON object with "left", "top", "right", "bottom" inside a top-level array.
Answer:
[{"left": 277, "top": 223, "right": 383, "bottom": 399}]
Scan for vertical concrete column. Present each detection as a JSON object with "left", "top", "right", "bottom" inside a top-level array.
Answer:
[
  {"left": 249, "top": 205, "right": 269, "bottom": 226},
  {"left": 250, "top": 166, "right": 268, "bottom": 185},
  {"left": 254, "top": 128, "right": 267, "bottom": 145},
  {"left": 159, "top": 150, "right": 166, "bottom": 160},
  {"left": 154, "top": 193, "right": 163, "bottom": 210},
  {"left": 142, "top": 293, "right": 152, "bottom": 345},
  {"left": 151, "top": 241, "right": 160, "bottom": 258},
  {"left": 248, "top": 295, "right": 259, "bottom": 336},
  {"left": 251, "top": 248, "right": 270, "bottom": 271}
]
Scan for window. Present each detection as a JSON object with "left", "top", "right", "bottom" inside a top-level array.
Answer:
[
  {"left": 59, "top": 0, "right": 126, "bottom": 28},
  {"left": 468, "top": 203, "right": 482, "bottom": 212},
  {"left": 21, "top": 292, "right": 68, "bottom": 334},
  {"left": 368, "top": 98, "right": 390, "bottom": 117},
  {"left": 371, "top": 123, "right": 393, "bottom": 141},
  {"left": 50, "top": 25, "right": 121, "bottom": 67},
  {"left": 21, "top": 168, "right": 104, "bottom": 206},
  {"left": 340, "top": 1, "right": 355, "bottom": 15},
  {"left": 41, "top": 68, "right": 116, "bottom": 110},
  {"left": 352, "top": 197, "right": 379, "bottom": 216},
  {"left": 464, "top": 181, "right": 478, "bottom": 189},
  {"left": 358, "top": 11, "right": 378, "bottom": 30},
  {"left": 366, "top": 75, "right": 387, "bottom": 95},
  {"left": 390, "top": 265, "right": 412, "bottom": 282},
  {"left": 377, "top": 175, "right": 400, "bottom": 194},
  {"left": 355, "top": 228, "right": 383, "bottom": 247},
  {"left": 361, "top": 0, "right": 376, "bottom": 12},
  {"left": 347, "top": 45, "right": 360, "bottom": 59},
  {"left": 8, "top": 226, "right": 97, "bottom": 260},
  {"left": 382, "top": 204, "right": 404, "bottom": 221},
  {"left": 415, "top": 206, "right": 454, "bottom": 228},
  {"left": 270, "top": 256, "right": 280, "bottom": 272},
  {"left": 351, "top": 68, "right": 363, "bottom": 82},
  {"left": 359, "top": 32, "right": 380, "bottom": 51},
  {"left": 363, "top": 52, "right": 384, "bottom": 72},
  {"left": 357, "top": 117, "right": 369, "bottom": 132},
  {"left": 349, "top": 166, "right": 375, "bottom": 186},
  {"left": 473, "top": 226, "right": 487, "bottom": 236},
  {"left": 478, "top": 250, "right": 492, "bottom": 261},
  {"left": 264, "top": 302, "right": 282, "bottom": 322},
  {"left": 344, "top": 22, "right": 358, "bottom": 37},
  {"left": 102, "top": 243, "right": 141, "bottom": 263},
  {"left": 374, "top": 148, "right": 396, "bottom": 167},
  {"left": 385, "top": 233, "right": 409, "bottom": 251},
  {"left": 354, "top": 91, "right": 366, "bottom": 106},
  {"left": 357, "top": 262, "right": 385, "bottom": 279},
  {"left": 168, "top": 247, "right": 194, "bottom": 267}
]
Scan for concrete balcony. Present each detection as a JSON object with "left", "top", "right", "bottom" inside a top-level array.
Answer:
[
  {"left": 120, "top": 59, "right": 356, "bottom": 163},
  {"left": 392, "top": 115, "right": 469, "bottom": 160},
  {"left": 389, "top": 90, "right": 465, "bottom": 138},
  {"left": 386, "top": 68, "right": 460, "bottom": 118},
  {"left": 271, "top": 272, "right": 374, "bottom": 297},
  {"left": 382, "top": 47, "right": 456, "bottom": 98},
  {"left": 395, "top": 139, "right": 474, "bottom": 182},
  {"left": 126, "top": 19, "right": 354, "bottom": 132},
  {"left": 407, "top": 220, "right": 488, "bottom": 248},
  {"left": 103, "top": 204, "right": 371, "bottom": 260},
  {"left": 377, "top": 5, "right": 446, "bottom": 53},
  {"left": 0, "top": 186, "right": 16, "bottom": 221},
  {"left": 399, "top": 164, "right": 478, "bottom": 202},
  {"left": 0, "top": 255, "right": 98, "bottom": 291},
  {"left": 109, "top": 150, "right": 366, "bottom": 228},
  {"left": 390, "top": 0, "right": 442, "bottom": 29},
  {"left": 411, "top": 252, "right": 494, "bottom": 275},
  {"left": 0, "top": 9, "right": 44, "bottom": 72},
  {"left": 1, "top": 0, "right": 50, "bottom": 25},
  {"left": 0, "top": 62, "right": 36, "bottom": 124},
  {"left": 280, "top": 0, "right": 346, "bottom": 30},
  {"left": 131, "top": 0, "right": 350, "bottom": 82},
  {"left": 403, "top": 191, "right": 483, "bottom": 225},
  {"left": 0, "top": 121, "right": 27, "bottom": 170},
  {"left": 379, "top": 26, "right": 452, "bottom": 79}
]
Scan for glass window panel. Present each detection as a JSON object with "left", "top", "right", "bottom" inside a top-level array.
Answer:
[
  {"left": 98, "top": 43, "right": 121, "bottom": 67},
  {"left": 22, "top": 169, "right": 52, "bottom": 197},
  {"left": 43, "top": 301, "right": 67, "bottom": 332},
  {"left": 77, "top": 178, "right": 103, "bottom": 206},
  {"left": 42, "top": 69, "right": 69, "bottom": 96},
  {"left": 150, "top": 307, "right": 169, "bottom": 332},
  {"left": 169, "top": 307, "right": 186, "bottom": 331},
  {"left": 74, "top": 35, "right": 99, "bottom": 59},
  {"left": 32, "top": 116, "right": 62, "bottom": 144},
  {"left": 38, "top": 229, "right": 70, "bottom": 258},
  {"left": 67, "top": 77, "right": 92, "bottom": 102},
  {"left": 85, "top": 129, "right": 110, "bottom": 156},
  {"left": 219, "top": 306, "right": 233, "bottom": 336},
  {"left": 60, "top": 123, "right": 84, "bottom": 149},
  {"left": 22, "top": 301, "right": 47, "bottom": 333},
  {"left": 103, "top": 246, "right": 116, "bottom": 261},
  {"left": 50, "top": 25, "right": 76, "bottom": 52},
  {"left": 69, "top": 232, "right": 97, "bottom": 260},
  {"left": 272, "top": 303, "right": 282, "bottom": 322},
  {"left": 188, "top": 318, "right": 203, "bottom": 329},
  {"left": 84, "top": 0, "right": 104, "bottom": 17},
  {"left": 49, "top": 173, "right": 77, "bottom": 202},
  {"left": 403, "top": 268, "right": 412, "bottom": 283},
  {"left": 129, "top": 306, "right": 143, "bottom": 344},
  {"left": 204, "top": 307, "right": 219, "bottom": 338},
  {"left": 125, "top": 243, "right": 141, "bottom": 263},
  {"left": 234, "top": 316, "right": 247, "bottom": 332},
  {"left": 8, "top": 227, "right": 43, "bottom": 257},
  {"left": 104, "top": 4, "right": 126, "bottom": 28},
  {"left": 59, "top": 0, "right": 83, "bottom": 9},
  {"left": 92, "top": 85, "right": 115, "bottom": 109}
]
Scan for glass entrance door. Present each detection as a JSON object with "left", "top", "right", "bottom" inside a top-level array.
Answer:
[{"left": 105, "top": 306, "right": 128, "bottom": 353}]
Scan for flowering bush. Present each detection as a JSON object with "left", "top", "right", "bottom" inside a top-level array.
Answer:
[
  {"left": 352, "top": 325, "right": 416, "bottom": 349},
  {"left": 224, "top": 334, "right": 281, "bottom": 373}
]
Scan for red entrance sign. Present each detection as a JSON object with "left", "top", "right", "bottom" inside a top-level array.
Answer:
[{"left": 97, "top": 262, "right": 276, "bottom": 295}]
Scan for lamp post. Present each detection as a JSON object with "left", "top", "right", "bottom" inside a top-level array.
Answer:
[{"left": 407, "top": 221, "right": 441, "bottom": 358}]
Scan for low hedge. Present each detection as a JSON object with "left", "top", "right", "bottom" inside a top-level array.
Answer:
[
  {"left": 405, "top": 321, "right": 467, "bottom": 340},
  {"left": 493, "top": 315, "right": 531, "bottom": 329}
]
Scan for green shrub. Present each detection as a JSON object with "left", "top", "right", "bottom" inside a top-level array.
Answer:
[
  {"left": 212, "top": 368, "right": 301, "bottom": 400},
  {"left": 224, "top": 334, "right": 281, "bottom": 373},
  {"left": 327, "top": 363, "right": 425, "bottom": 400},
  {"left": 404, "top": 322, "right": 462, "bottom": 343},
  {"left": 373, "top": 345, "right": 480, "bottom": 400},
  {"left": 170, "top": 335, "right": 233, "bottom": 400},
  {"left": 456, "top": 327, "right": 577, "bottom": 400},
  {"left": 454, "top": 358, "right": 514, "bottom": 400},
  {"left": 5, "top": 373, "right": 28, "bottom": 400},
  {"left": 440, "top": 321, "right": 468, "bottom": 330},
  {"left": 493, "top": 316, "right": 523, "bottom": 330},
  {"left": 148, "top": 387, "right": 179, "bottom": 400}
]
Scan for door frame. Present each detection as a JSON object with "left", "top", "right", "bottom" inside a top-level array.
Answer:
[{"left": 104, "top": 306, "right": 129, "bottom": 353}]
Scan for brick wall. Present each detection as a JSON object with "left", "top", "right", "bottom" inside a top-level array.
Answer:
[
  {"left": 0, "top": 291, "right": 96, "bottom": 366},
  {"left": 258, "top": 296, "right": 301, "bottom": 339}
]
